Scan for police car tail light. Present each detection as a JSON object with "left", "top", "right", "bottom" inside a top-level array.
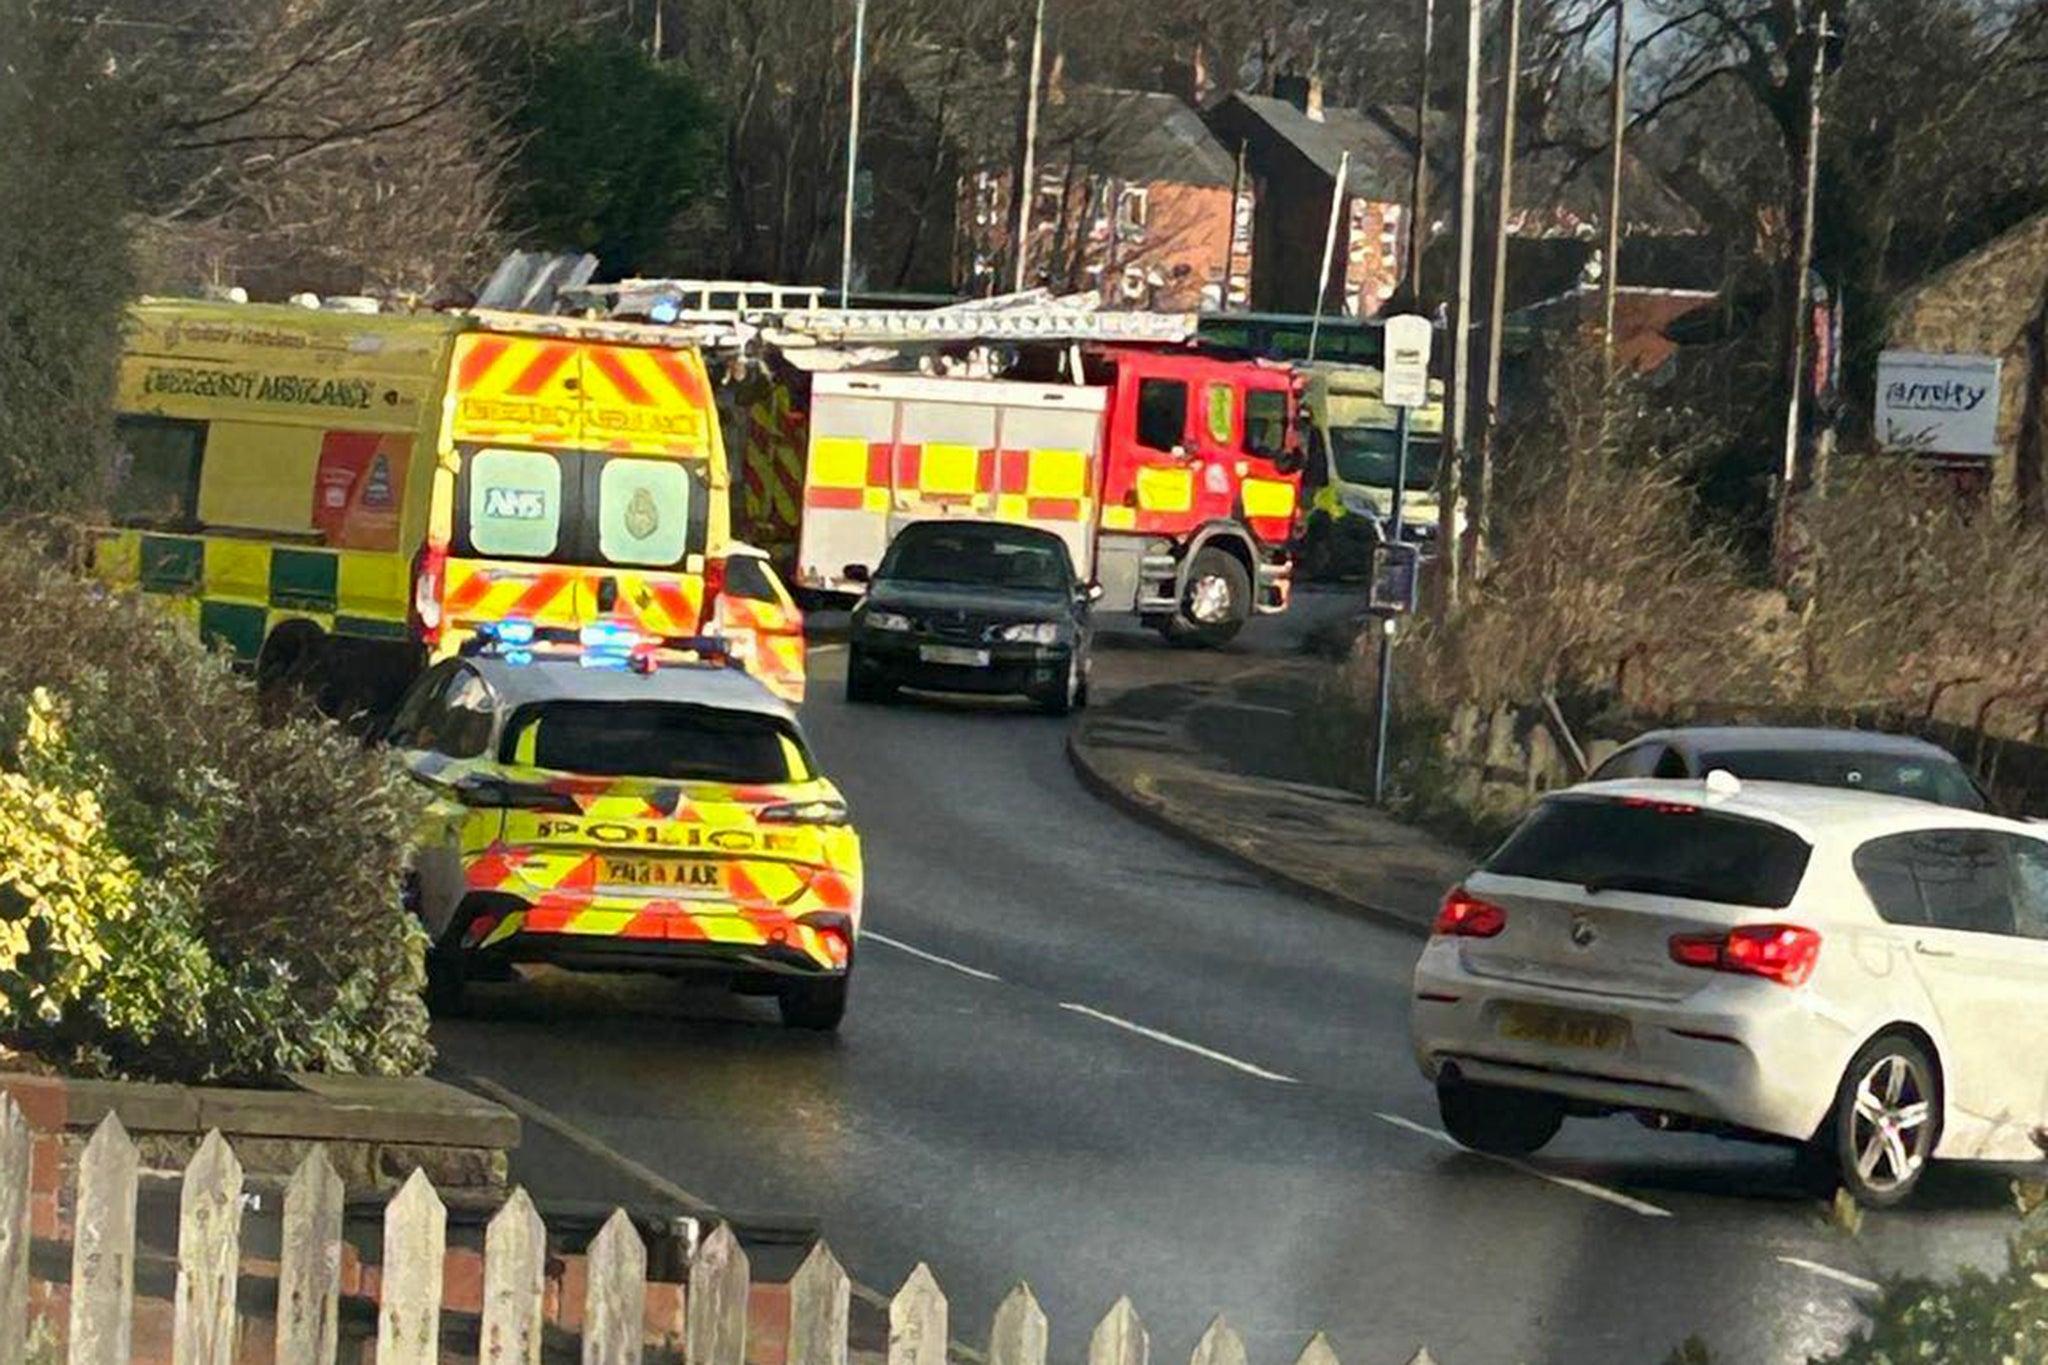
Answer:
[
  {"left": 758, "top": 797, "right": 849, "bottom": 826},
  {"left": 455, "top": 776, "right": 578, "bottom": 814},
  {"left": 411, "top": 544, "right": 448, "bottom": 644},
  {"left": 1669, "top": 924, "right": 1821, "bottom": 987},
  {"left": 799, "top": 913, "right": 853, "bottom": 968},
  {"left": 1433, "top": 886, "right": 1506, "bottom": 938}
]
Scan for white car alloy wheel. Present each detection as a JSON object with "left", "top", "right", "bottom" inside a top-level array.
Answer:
[
  {"left": 1187, "top": 573, "right": 1234, "bottom": 624},
  {"left": 1848, "top": 1049, "right": 1937, "bottom": 1198}
]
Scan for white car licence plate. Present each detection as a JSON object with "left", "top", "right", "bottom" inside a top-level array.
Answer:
[{"left": 920, "top": 645, "right": 990, "bottom": 667}]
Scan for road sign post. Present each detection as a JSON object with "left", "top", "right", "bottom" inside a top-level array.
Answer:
[{"left": 1371, "top": 316, "right": 1432, "bottom": 805}]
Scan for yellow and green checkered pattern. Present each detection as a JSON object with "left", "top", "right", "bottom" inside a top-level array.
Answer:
[{"left": 94, "top": 529, "right": 411, "bottom": 660}]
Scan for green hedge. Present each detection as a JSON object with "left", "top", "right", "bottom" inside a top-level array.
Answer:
[{"left": 0, "top": 541, "right": 431, "bottom": 1082}]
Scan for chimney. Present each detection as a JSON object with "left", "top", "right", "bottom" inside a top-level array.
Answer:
[
  {"left": 1305, "top": 74, "right": 1324, "bottom": 122},
  {"left": 1272, "top": 72, "right": 1310, "bottom": 111},
  {"left": 1160, "top": 44, "right": 1213, "bottom": 107}
]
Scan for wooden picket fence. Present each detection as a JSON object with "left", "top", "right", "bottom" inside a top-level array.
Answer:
[{"left": 0, "top": 1099, "right": 1440, "bottom": 1365}]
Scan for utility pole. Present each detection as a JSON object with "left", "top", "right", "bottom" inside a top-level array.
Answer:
[
  {"left": 1600, "top": 0, "right": 1627, "bottom": 371},
  {"left": 1407, "top": 0, "right": 1436, "bottom": 300},
  {"left": 839, "top": 0, "right": 869, "bottom": 309},
  {"left": 1472, "top": 0, "right": 1521, "bottom": 581},
  {"left": 1774, "top": 9, "right": 1833, "bottom": 561},
  {"left": 1012, "top": 0, "right": 1049, "bottom": 293},
  {"left": 1308, "top": 151, "right": 1351, "bottom": 363},
  {"left": 1436, "top": 0, "right": 1481, "bottom": 608},
  {"left": 1220, "top": 138, "right": 1248, "bottom": 309}
]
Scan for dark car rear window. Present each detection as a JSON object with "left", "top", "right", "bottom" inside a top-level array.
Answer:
[
  {"left": 1485, "top": 795, "right": 1813, "bottom": 909},
  {"left": 879, "top": 523, "right": 1072, "bottom": 590},
  {"left": 504, "top": 701, "right": 809, "bottom": 783},
  {"left": 1701, "top": 747, "right": 1985, "bottom": 812}
]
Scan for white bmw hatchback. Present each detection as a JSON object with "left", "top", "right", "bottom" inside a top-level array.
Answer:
[{"left": 1411, "top": 774, "right": 2048, "bottom": 1206}]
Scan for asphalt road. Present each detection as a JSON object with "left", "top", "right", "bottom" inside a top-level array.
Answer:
[{"left": 435, "top": 590, "right": 2021, "bottom": 1365}]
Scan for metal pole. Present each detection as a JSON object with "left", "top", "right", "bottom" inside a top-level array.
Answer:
[
  {"left": 1600, "top": 0, "right": 1627, "bottom": 370},
  {"left": 1775, "top": 10, "right": 1831, "bottom": 550},
  {"left": 1437, "top": 0, "right": 1481, "bottom": 607},
  {"left": 1220, "top": 138, "right": 1248, "bottom": 309},
  {"left": 1475, "top": 0, "right": 1521, "bottom": 578},
  {"left": 1408, "top": 0, "right": 1436, "bottom": 300},
  {"left": 1012, "top": 0, "right": 1048, "bottom": 293},
  {"left": 839, "top": 0, "right": 869, "bottom": 310},
  {"left": 1308, "top": 149, "right": 1351, "bottom": 363},
  {"left": 1372, "top": 403, "right": 1413, "bottom": 804}
]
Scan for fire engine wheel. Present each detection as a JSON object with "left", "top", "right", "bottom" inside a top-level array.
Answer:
[{"left": 1168, "top": 548, "right": 1251, "bottom": 648}]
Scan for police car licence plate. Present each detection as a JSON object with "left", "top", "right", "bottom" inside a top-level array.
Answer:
[
  {"left": 919, "top": 645, "right": 990, "bottom": 667},
  {"left": 601, "top": 858, "right": 722, "bottom": 890}
]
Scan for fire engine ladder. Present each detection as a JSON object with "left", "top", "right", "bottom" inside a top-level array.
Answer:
[{"left": 558, "top": 279, "right": 1202, "bottom": 350}]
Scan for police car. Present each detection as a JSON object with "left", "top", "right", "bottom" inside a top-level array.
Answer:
[{"left": 391, "top": 622, "right": 862, "bottom": 1029}]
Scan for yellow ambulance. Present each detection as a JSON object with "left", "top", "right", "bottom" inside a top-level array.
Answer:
[{"left": 95, "top": 299, "right": 733, "bottom": 708}]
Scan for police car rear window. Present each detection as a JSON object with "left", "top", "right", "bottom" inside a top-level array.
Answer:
[
  {"left": 1485, "top": 795, "right": 1812, "bottom": 909},
  {"left": 509, "top": 701, "right": 808, "bottom": 784}
]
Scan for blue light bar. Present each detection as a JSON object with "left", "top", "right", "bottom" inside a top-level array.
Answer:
[
  {"left": 579, "top": 620, "right": 646, "bottom": 652},
  {"left": 478, "top": 618, "right": 537, "bottom": 646}
]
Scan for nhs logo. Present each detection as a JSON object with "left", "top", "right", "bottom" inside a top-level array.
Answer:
[{"left": 484, "top": 487, "right": 548, "bottom": 520}]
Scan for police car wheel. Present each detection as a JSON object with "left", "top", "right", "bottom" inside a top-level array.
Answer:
[
  {"left": 778, "top": 973, "right": 849, "bottom": 1031},
  {"left": 424, "top": 948, "right": 469, "bottom": 1017}
]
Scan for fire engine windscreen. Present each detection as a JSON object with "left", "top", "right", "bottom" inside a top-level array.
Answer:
[
  {"left": 506, "top": 702, "right": 812, "bottom": 783},
  {"left": 878, "top": 523, "right": 1074, "bottom": 592}
]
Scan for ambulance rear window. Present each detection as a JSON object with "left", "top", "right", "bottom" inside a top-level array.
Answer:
[
  {"left": 455, "top": 447, "right": 709, "bottom": 567},
  {"left": 508, "top": 701, "right": 810, "bottom": 783}
]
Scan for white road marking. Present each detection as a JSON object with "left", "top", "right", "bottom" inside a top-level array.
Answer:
[
  {"left": 465, "top": 1072, "right": 940, "bottom": 1322},
  {"left": 1218, "top": 701, "right": 1294, "bottom": 717},
  {"left": 865, "top": 931, "right": 1004, "bottom": 982},
  {"left": 1776, "top": 1256, "right": 1881, "bottom": 1294},
  {"left": 465, "top": 1072, "right": 715, "bottom": 1222},
  {"left": 1059, "top": 1002, "right": 1300, "bottom": 1083},
  {"left": 808, "top": 642, "right": 845, "bottom": 654},
  {"left": 1374, "top": 1111, "right": 1675, "bottom": 1218}
]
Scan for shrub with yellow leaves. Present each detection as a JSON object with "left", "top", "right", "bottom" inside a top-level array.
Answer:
[{"left": 0, "top": 689, "right": 142, "bottom": 1027}]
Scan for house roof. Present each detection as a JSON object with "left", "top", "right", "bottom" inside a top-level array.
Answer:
[
  {"left": 1209, "top": 91, "right": 1704, "bottom": 235},
  {"left": 1211, "top": 92, "right": 1417, "bottom": 201},
  {"left": 889, "top": 46, "right": 1234, "bottom": 188},
  {"left": 1044, "top": 88, "right": 1237, "bottom": 187}
]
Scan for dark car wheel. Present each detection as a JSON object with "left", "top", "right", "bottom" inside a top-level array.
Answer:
[
  {"left": 778, "top": 972, "right": 850, "bottom": 1031},
  {"left": 844, "top": 648, "right": 895, "bottom": 705},
  {"left": 1437, "top": 1077, "right": 1566, "bottom": 1156},
  {"left": 1034, "top": 654, "right": 1081, "bottom": 716},
  {"left": 1166, "top": 547, "right": 1251, "bottom": 648}
]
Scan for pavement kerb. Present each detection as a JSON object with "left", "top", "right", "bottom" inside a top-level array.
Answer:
[{"left": 1064, "top": 718, "right": 1435, "bottom": 940}]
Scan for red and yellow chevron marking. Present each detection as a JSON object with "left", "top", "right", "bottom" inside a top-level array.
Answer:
[
  {"left": 443, "top": 562, "right": 580, "bottom": 628},
  {"left": 716, "top": 595, "right": 805, "bottom": 704},
  {"left": 449, "top": 333, "right": 715, "bottom": 456},
  {"left": 607, "top": 571, "right": 707, "bottom": 637},
  {"left": 802, "top": 440, "right": 1096, "bottom": 524}
]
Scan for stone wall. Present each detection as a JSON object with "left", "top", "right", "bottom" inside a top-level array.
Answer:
[{"left": 1889, "top": 212, "right": 2048, "bottom": 503}]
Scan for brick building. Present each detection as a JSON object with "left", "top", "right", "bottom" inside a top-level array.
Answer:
[
  {"left": 1203, "top": 82, "right": 1414, "bottom": 318},
  {"left": 1886, "top": 210, "right": 2048, "bottom": 506},
  {"left": 954, "top": 84, "right": 1250, "bottom": 312}
]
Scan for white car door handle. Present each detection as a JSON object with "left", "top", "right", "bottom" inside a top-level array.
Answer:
[{"left": 1914, "top": 939, "right": 1957, "bottom": 958}]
